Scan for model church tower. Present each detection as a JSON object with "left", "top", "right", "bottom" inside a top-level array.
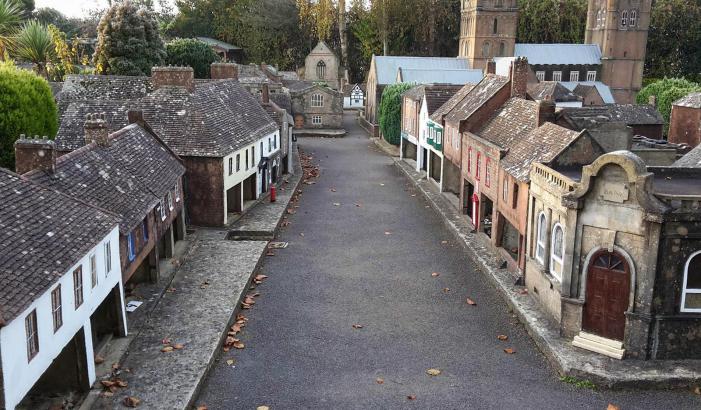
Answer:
[
  {"left": 585, "top": 0, "right": 652, "bottom": 103},
  {"left": 458, "top": 0, "right": 518, "bottom": 71}
]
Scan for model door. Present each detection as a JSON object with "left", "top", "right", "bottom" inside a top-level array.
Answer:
[{"left": 583, "top": 250, "right": 630, "bottom": 341}]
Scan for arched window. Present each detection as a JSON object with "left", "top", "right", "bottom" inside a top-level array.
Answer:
[
  {"left": 482, "top": 41, "right": 491, "bottom": 58},
  {"left": 311, "top": 93, "right": 324, "bottom": 107},
  {"left": 550, "top": 223, "right": 564, "bottom": 280},
  {"left": 681, "top": 251, "right": 701, "bottom": 312},
  {"left": 316, "top": 61, "right": 326, "bottom": 79},
  {"left": 629, "top": 9, "right": 638, "bottom": 27},
  {"left": 464, "top": 42, "right": 470, "bottom": 57},
  {"left": 621, "top": 10, "right": 628, "bottom": 27},
  {"left": 596, "top": 10, "right": 602, "bottom": 28},
  {"left": 499, "top": 42, "right": 506, "bottom": 57},
  {"left": 495, "top": 0, "right": 504, "bottom": 7},
  {"left": 493, "top": 18, "right": 498, "bottom": 34},
  {"left": 535, "top": 212, "right": 547, "bottom": 264}
]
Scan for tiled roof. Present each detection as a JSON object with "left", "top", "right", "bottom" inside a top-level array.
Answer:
[
  {"left": 673, "top": 92, "right": 701, "bottom": 108},
  {"left": 560, "top": 81, "right": 615, "bottom": 104},
  {"left": 476, "top": 98, "right": 539, "bottom": 149},
  {"left": 403, "top": 85, "right": 464, "bottom": 115},
  {"left": 138, "top": 80, "right": 278, "bottom": 157},
  {"left": 559, "top": 104, "right": 664, "bottom": 130},
  {"left": 373, "top": 55, "right": 470, "bottom": 85},
  {"left": 286, "top": 80, "right": 316, "bottom": 93},
  {"left": 278, "top": 71, "right": 299, "bottom": 82},
  {"left": 514, "top": 43, "right": 602, "bottom": 65},
  {"left": 0, "top": 168, "right": 118, "bottom": 323},
  {"left": 28, "top": 124, "right": 185, "bottom": 234},
  {"left": 237, "top": 64, "right": 272, "bottom": 84},
  {"left": 673, "top": 144, "right": 701, "bottom": 168},
  {"left": 429, "top": 83, "right": 476, "bottom": 123},
  {"left": 56, "top": 100, "right": 133, "bottom": 151},
  {"left": 269, "top": 92, "right": 292, "bottom": 112},
  {"left": 57, "top": 75, "right": 153, "bottom": 112},
  {"left": 527, "top": 82, "right": 580, "bottom": 102},
  {"left": 444, "top": 75, "right": 510, "bottom": 124},
  {"left": 398, "top": 68, "right": 484, "bottom": 86},
  {"left": 501, "top": 122, "right": 583, "bottom": 181}
]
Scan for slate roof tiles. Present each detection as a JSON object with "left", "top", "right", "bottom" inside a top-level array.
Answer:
[
  {"left": 559, "top": 105, "right": 664, "bottom": 129},
  {"left": 429, "top": 83, "right": 476, "bottom": 123},
  {"left": 475, "top": 98, "right": 540, "bottom": 149},
  {"left": 444, "top": 75, "right": 510, "bottom": 124},
  {"left": 673, "top": 144, "right": 701, "bottom": 168},
  {"left": 0, "top": 168, "right": 118, "bottom": 323}
]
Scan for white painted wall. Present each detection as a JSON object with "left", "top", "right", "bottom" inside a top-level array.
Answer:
[{"left": 0, "top": 227, "right": 125, "bottom": 410}]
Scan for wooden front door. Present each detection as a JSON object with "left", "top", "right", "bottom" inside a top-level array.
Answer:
[{"left": 583, "top": 250, "right": 631, "bottom": 341}]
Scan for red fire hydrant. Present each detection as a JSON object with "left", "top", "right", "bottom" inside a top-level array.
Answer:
[{"left": 270, "top": 185, "right": 277, "bottom": 203}]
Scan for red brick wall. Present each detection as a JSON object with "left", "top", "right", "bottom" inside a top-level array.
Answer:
[
  {"left": 211, "top": 63, "right": 238, "bottom": 80},
  {"left": 669, "top": 105, "right": 701, "bottom": 147},
  {"left": 182, "top": 156, "right": 225, "bottom": 227}
]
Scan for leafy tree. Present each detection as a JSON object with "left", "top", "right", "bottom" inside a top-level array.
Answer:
[
  {"left": 33, "top": 7, "right": 81, "bottom": 38},
  {"left": 0, "top": 0, "right": 22, "bottom": 59},
  {"left": 379, "top": 82, "right": 413, "bottom": 145},
  {"left": 12, "top": 20, "right": 53, "bottom": 78},
  {"left": 0, "top": 61, "right": 57, "bottom": 170},
  {"left": 517, "top": 0, "right": 587, "bottom": 44},
  {"left": 17, "top": 0, "right": 31, "bottom": 17},
  {"left": 165, "top": 38, "right": 219, "bottom": 78},
  {"left": 636, "top": 78, "right": 701, "bottom": 134},
  {"left": 645, "top": 0, "right": 701, "bottom": 83},
  {"left": 93, "top": 1, "right": 166, "bottom": 76},
  {"left": 47, "top": 24, "right": 80, "bottom": 81}
]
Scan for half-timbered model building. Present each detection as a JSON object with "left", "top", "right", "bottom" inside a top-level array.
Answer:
[
  {"left": 0, "top": 168, "right": 126, "bottom": 409},
  {"left": 525, "top": 150, "right": 701, "bottom": 360}
]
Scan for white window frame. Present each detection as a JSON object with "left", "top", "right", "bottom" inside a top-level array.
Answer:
[
  {"left": 681, "top": 251, "right": 701, "bottom": 313},
  {"left": 550, "top": 223, "right": 565, "bottom": 281},
  {"left": 552, "top": 71, "right": 562, "bottom": 82},
  {"left": 569, "top": 71, "right": 579, "bottom": 82},
  {"left": 167, "top": 192, "right": 174, "bottom": 211},
  {"left": 536, "top": 71, "right": 545, "bottom": 82},
  {"left": 629, "top": 9, "right": 637, "bottom": 27},
  {"left": 175, "top": 182, "right": 181, "bottom": 202},
  {"left": 90, "top": 253, "right": 98, "bottom": 288},
  {"left": 104, "top": 241, "right": 112, "bottom": 276},
  {"left": 586, "top": 71, "right": 597, "bottom": 82},
  {"left": 535, "top": 212, "right": 547, "bottom": 264},
  {"left": 51, "top": 285, "right": 62, "bottom": 333},
  {"left": 312, "top": 115, "right": 323, "bottom": 125},
  {"left": 311, "top": 94, "right": 324, "bottom": 107},
  {"left": 621, "top": 10, "right": 628, "bottom": 27},
  {"left": 73, "top": 266, "right": 83, "bottom": 309},
  {"left": 159, "top": 200, "right": 166, "bottom": 221},
  {"left": 503, "top": 178, "right": 508, "bottom": 201},
  {"left": 25, "top": 310, "right": 39, "bottom": 361},
  {"left": 228, "top": 157, "right": 233, "bottom": 175}
]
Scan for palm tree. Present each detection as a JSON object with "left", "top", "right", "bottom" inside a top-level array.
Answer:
[
  {"left": 0, "top": 0, "right": 22, "bottom": 60},
  {"left": 13, "top": 20, "right": 53, "bottom": 77}
]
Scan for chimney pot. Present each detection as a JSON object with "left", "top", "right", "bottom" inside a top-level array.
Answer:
[
  {"left": 14, "top": 136, "right": 56, "bottom": 174},
  {"left": 128, "top": 110, "right": 145, "bottom": 125},
  {"left": 262, "top": 82, "right": 270, "bottom": 104},
  {"left": 210, "top": 62, "right": 238, "bottom": 81},
  {"left": 84, "top": 112, "right": 110, "bottom": 147},
  {"left": 151, "top": 66, "right": 195, "bottom": 92},
  {"left": 536, "top": 99, "right": 556, "bottom": 127},
  {"left": 510, "top": 57, "right": 529, "bottom": 99},
  {"left": 485, "top": 60, "right": 496, "bottom": 75}
]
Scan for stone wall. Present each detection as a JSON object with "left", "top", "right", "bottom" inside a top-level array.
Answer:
[
  {"left": 182, "top": 156, "right": 225, "bottom": 227},
  {"left": 669, "top": 104, "right": 701, "bottom": 147}
]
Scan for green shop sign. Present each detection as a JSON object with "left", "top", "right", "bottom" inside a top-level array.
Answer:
[{"left": 426, "top": 121, "right": 443, "bottom": 151}]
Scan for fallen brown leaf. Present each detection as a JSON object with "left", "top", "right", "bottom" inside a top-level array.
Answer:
[
  {"left": 231, "top": 324, "right": 242, "bottom": 334},
  {"left": 431, "top": 272, "right": 440, "bottom": 277},
  {"left": 441, "top": 240, "right": 448, "bottom": 244},
  {"left": 426, "top": 368, "right": 441, "bottom": 376},
  {"left": 233, "top": 341, "right": 245, "bottom": 349},
  {"left": 384, "top": 231, "right": 392, "bottom": 235},
  {"left": 694, "top": 386, "right": 701, "bottom": 395},
  {"left": 606, "top": 405, "right": 621, "bottom": 410},
  {"left": 123, "top": 396, "right": 141, "bottom": 407},
  {"left": 330, "top": 188, "right": 337, "bottom": 192},
  {"left": 376, "top": 378, "right": 384, "bottom": 384},
  {"left": 94, "top": 355, "right": 105, "bottom": 364},
  {"left": 196, "top": 406, "right": 208, "bottom": 410},
  {"left": 161, "top": 346, "right": 174, "bottom": 353},
  {"left": 407, "top": 395, "right": 416, "bottom": 400},
  {"left": 266, "top": 251, "right": 275, "bottom": 257},
  {"left": 352, "top": 324, "right": 363, "bottom": 329},
  {"left": 161, "top": 338, "right": 171, "bottom": 345},
  {"left": 226, "top": 359, "right": 235, "bottom": 366},
  {"left": 466, "top": 298, "right": 477, "bottom": 306},
  {"left": 497, "top": 335, "right": 509, "bottom": 341},
  {"left": 173, "top": 343, "right": 185, "bottom": 350},
  {"left": 100, "top": 380, "right": 116, "bottom": 388},
  {"left": 116, "top": 380, "right": 128, "bottom": 388},
  {"left": 257, "top": 406, "right": 270, "bottom": 410},
  {"left": 442, "top": 287, "right": 450, "bottom": 293},
  {"left": 100, "top": 391, "right": 114, "bottom": 398},
  {"left": 504, "top": 348, "right": 516, "bottom": 354}
]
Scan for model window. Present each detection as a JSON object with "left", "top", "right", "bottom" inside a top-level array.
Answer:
[
  {"left": 550, "top": 223, "right": 564, "bottom": 280},
  {"left": 569, "top": 71, "right": 579, "bottom": 82},
  {"left": 586, "top": 71, "right": 597, "bottom": 81},
  {"left": 175, "top": 182, "right": 181, "bottom": 202},
  {"left": 274, "top": 135, "right": 278, "bottom": 149},
  {"left": 311, "top": 94, "right": 324, "bottom": 107},
  {"left": 312, "top": 115, "right": 323, "bottom": 125},
  {"left": 552, "top": 71, "right": 562, "bottom": 82},
  {"left": 167, "top": 192, "right": 174, "bottom": 211},
  {"left": 502, "top": 177, "right": 508, "bottom": 201},
  {"left": 499, "top": 42, "right": 506, "bottom": 57},
  {"left": 512, "top": 183, "right": 519, "bottom": 209},
  {"left": 228, "top": 157, "right": 233, "bottom": 175},
  {"left": 268, "top": 137, "right": 272, "bottom": 152},
  {"left": 621, "top": 10, "right": 628, "bottom": 27},
  {"left": 246, "top": 149, "right": 250, "bottom": 170},
  {"left": 596, "top": 9, "right": 602, "bottom": 28},
  {"left": 159, "top": 200, "right": 166, "bottom": 221},
  {"left": 485, "top": 158, "right": 491, "bottom": 187},
  {"left": 104, "top": 242, "right": 112, "bottom": 276},
  {"left": 73, "top": 266, "right": 84, "bottom": 309},
  {"left": 536, "top": 71, "right": 545, "bottom": 82},
  {"left": 467, "top": 147, "right": 472, "bottom": 173},
  {"left": 51, "top": 285, "right": 62, "bottom": 332},
  {"left": 493, "top": 18, "right": 498, "bottom": 34},
  {"left": 482, "top": 41, "right": 491, "bottom": 58},
  {"left": 629, "top": 9, "right": 637, "bottom": 27},
  {"left": 260, "top": 141, "right": 264, "bottom": 156},
  {"left": 681, "top": 251, "right": 701, "bottom": 312},
  {"left": 25, "top": 310, "right": 39, "bottom": 361},
  {"left": 535, "top": 212, "right": 547, "bottom": 264},
  {"left": 316, "top": 61, "right": 326, "bottom": 79},
  {"left": 127, "top": 232, "right": 136, "bottom": 261},
  {"left": 142, "top": 219, "right": 148, "bottom": 242},
  {"left": 236, "top": 154, "right": 241, "bottom": 172},
  {"left": 90, "top": 253, "right": 98, "bottom": 288},
  {"left": 476, "top": 153, "right": 482, "bottom": 180},
  {"left": 252, "top": 147, "right": 256, "bottom": 165}
]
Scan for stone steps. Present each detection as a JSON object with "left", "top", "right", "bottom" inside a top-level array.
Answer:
[{"left": 572, "top": 332, "right": 625, "bottom": 360}]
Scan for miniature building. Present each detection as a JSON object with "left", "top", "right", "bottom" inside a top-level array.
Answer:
[
  {"left": 343, "top": 84, "right": 365, "bottom": 109},
  {"left": 288, "top": 81, "right": 344, "bottom": 135},
  {"left": 303, "top": 41, "right": 344, "bottom": 91},
  {"left": 0, "top": 167, "right": 126, "bottom": 409},
  {"left": 527, "top": 82, "right": 583, "bottom": 107},
  {"left": 525, "top": 151, "right": 701, "bottom": 360},
  {"left": 669, "top": 92, "right": 701, "bottom": 148}
]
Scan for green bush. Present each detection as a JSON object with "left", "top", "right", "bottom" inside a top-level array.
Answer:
[
  {"left": 637, "top": 78, "right": 701, "bottom": 135},
  {"left": 379, "top": 82, "right": 414, "bottom": 146},
  {"left": 166, "top": 38, "right": 220, "bottom": 79},
  {"left": 0, "top": 61, "right": 57, "bottom": 170}
]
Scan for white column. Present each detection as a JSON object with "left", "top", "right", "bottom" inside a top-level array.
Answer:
[
  {"left": 439, "top": 154, "right": 445, "bottom": 193},
  {"left": 83, "top": 319, "right": 96, "bottom": 385}
]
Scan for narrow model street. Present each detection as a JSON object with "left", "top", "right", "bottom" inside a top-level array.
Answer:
[{"left": 197, "top": 112, "right": 700, "bottom": 409}]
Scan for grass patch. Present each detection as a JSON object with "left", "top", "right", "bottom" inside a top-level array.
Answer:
[{"left": 560, "top": 376, "right": 597, "bottom": 390}]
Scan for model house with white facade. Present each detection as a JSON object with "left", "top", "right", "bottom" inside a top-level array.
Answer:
[{"left": 0, "top": 168, "right": 126, "bottom": 409}]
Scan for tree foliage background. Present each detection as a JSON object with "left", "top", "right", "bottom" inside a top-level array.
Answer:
[
  {"left": 379, "top": 82, "right": 413, "bottom": 145},
  {"left": 166, "top": 38, "right": 219, "bottom": 78},
  {"left": 0, "top": 61, "right": 57, "bottom": 170},
  {"left": 637, "top": 78, "right": 701, "bottom": 134}
]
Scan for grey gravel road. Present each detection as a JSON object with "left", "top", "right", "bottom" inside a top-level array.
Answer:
[{"left": 196, "top": 112, "right": 700, "bottom": 409}]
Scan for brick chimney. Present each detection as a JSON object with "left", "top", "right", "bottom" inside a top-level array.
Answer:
[
  {"left": 151, "top": 66, "right": 195, "bottom": 92},
  {"left": 261, "top": 82, "right": 270, "bottom": 105},
  {"left": 485, "top": 60, "right": 496, "bottom": 76},
  {"left": 536, "top": 97, "right": 556, "bottom": 127},
  {"left": 14, "top": 135, "right": 56, "bottom": 174},
  {"left": 84, "top": 113, "right": 110, "bottom": 147},
  {"left": 128, "top": 109, "right": 145, "bottom": 125},
  {"left": 210, "top": 62, "right": 238, "bottom": 80},
  {"left": 510, "top": 57, "right": 529, "bottom": 99}
]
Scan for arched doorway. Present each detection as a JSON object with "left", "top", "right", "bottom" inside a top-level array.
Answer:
[{"left": 583, "top": 250, "right": 631, "bottom": 341}]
